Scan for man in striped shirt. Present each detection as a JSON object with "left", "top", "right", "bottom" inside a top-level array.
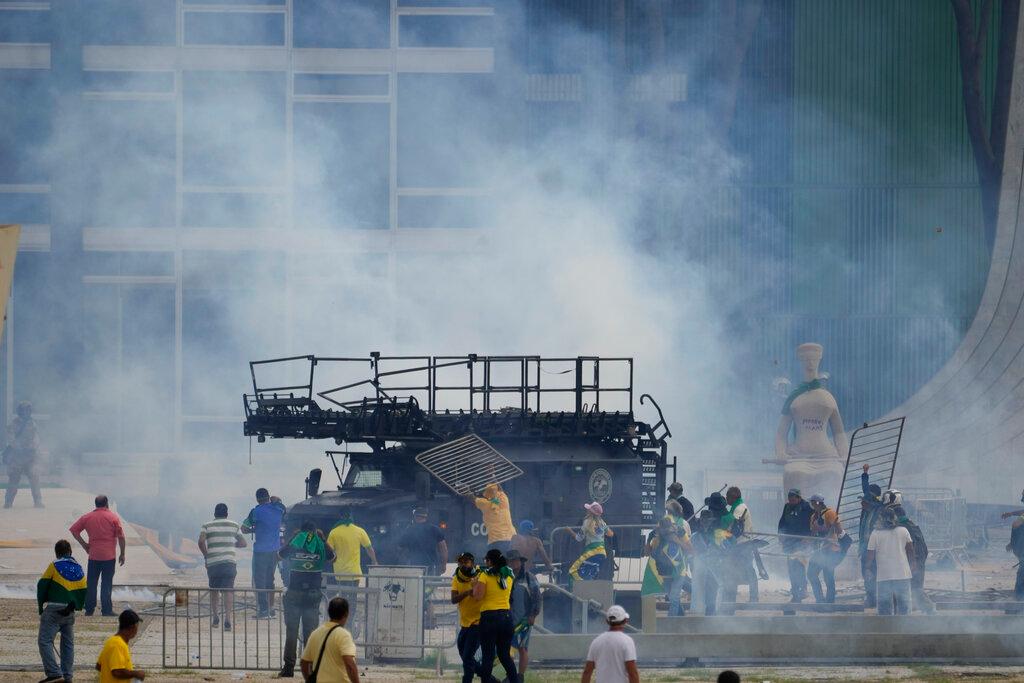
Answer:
[{"left": 199, "top": 503, "right": 247, "bottom": 629}]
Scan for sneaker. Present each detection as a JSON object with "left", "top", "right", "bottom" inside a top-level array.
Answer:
[
  {"left": 212, "top": 617, "right": 220, "bottom": 627},
  {"left": 253, "top": 612, "right": 269, "bottom": 620},
  {"left": 223, "top": 620, "right": 232, "bottom": 631},
  {"left": 277, "top": 669, "right": 294, "bottom": 678},
  {"left": 38, "top": 676, "right": 65, "bottom": 683}
]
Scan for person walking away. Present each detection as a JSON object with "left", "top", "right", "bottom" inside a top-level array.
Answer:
[
  {"left": 507, "top": 549, "right": 541, "bottom": 682},
  {"left": 467, "top": 482, "right": 515, "bottom": 552},
  {"left": 866, "top": 508, "right": 915, "bottom": 615},
  {"left": 887, "top": 494, "right": 935, "bottom": 614},
  {"left": 777, "top": 488, "right": 813, "bottom": 603},
  {"left": 300, "top": 597, "right": 360, "bottom": 683},
  {"left": 859, "top": 463, "right": 884, "bottom": 607},
  {"left": 580, "top": 605, "right": 639, "bottom": 683},
  {"left": 69, "top": 495, "right": 125, "bottom": 617},
  {"left": 723, "top": 487, "right": 765, "bottom": 602},
  {"left": 568, "top": 502, "right": 615, "bottom": 582},
  {"left": 4, "top": 400, "right": 43, "bottom": 508},
  {"left": 398, "top": 507, "right": 447, "bottom": 574},
  {"left": 510, "top": 520, "right": 554, "bottom": 575},
  {"left": 451, "top": 552, "right": 483, "bottom": 683},
  {"left": 472, "top": 548, "right": 518, "bottom": 683},
  {"left": 95, "top": 609, "right": 145, "bottom": 682},
  {"left": 37, "top": 539, "right": 86, "bottom": 683},
  {"left": 277, "top": 520, "right": 334, "bottom": 678},
  {"left": 806, "top": 494, "right": 849, "bottom": 604},
  {"left": 326, "top": 507, "right": 377, "bottom": 586},
  {"left": 241, "top": 487, "right": 286, "bottom": 618},
  {"left": 1005, "top": 488, "right": 1024, "bottom": 601},
  {"left": 667, "top": 482, "right": 695, "bottom": 521},
  {"left": 198, "top": 503, "right": 246, "bottom": 630}
]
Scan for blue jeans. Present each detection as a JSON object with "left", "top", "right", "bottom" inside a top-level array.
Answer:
[
  {"left": 667, "top": 574, "right": 691, "bottom": 616},
  {"left": 282, "top": 589, "right": 320, "bottom": 673},
  {"left": 876, "top": 578, "right": 911, "bottom": 615},
  {"left": 38, "top": 604, "right": 75, "bottom": 680},
  {"left": 85, "top": 559, "right": 115, "bottom": 615},
  {"left": 252, "top": 551, "right": 278, "bottom": 614}
]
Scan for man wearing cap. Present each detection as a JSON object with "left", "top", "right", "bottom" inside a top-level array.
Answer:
[
  {"left": 510, "top": 521, "right": 554, "bottom": 575},
  {"left": 95, "top": 609, "right": 145, "bottom": 682},
  {"left": 198, "top": 503, "right": 247, "bottom": 630},
  {"left": 580, "top": 605, "right": 639, "bottom": 683},
  {"left": 807, "top": 494, "right": 846, "bottom": 604},
  {"left": 667, "top": 482, "right": 695, "bottom": 521},
  {"left": 241, "top": 487, "right": 286, "bottom": 618},
  {"left": 398, "top": 508, "right": 447, "bottom": 575},
  {"left": 866, "top": 507, "right": 915, "bottom": 615},
  {"left": 507, "top": 549, "right": 541, "bottom": 682},
  {"left": 859, "top": 463, "right": 884, "bottom": 607},
  {"left": 467, "top": 482, "right": 516, "bottom": 552},
  {"left": 777, "top": 487, "right": 813, "bottom": 603},
  {"left": 451, "top": 552, "right": 483, "bottom": 683}
]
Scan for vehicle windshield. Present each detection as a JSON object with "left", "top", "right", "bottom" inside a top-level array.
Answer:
[{"left": 348, "top": 466, "right": 384, "bottom": 488}]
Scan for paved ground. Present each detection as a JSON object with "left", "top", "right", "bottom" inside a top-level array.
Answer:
[{"left": 4, "top": 664, "right": 1024, "bottom": 681}]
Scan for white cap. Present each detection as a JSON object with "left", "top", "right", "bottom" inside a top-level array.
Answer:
[{"left": 606, "top": 605, "right": 629, "bottom": 623}]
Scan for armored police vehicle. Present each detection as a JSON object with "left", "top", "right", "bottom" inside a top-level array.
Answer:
[{"left": 242, "top": 354, "right": 672, "bottom": 568}]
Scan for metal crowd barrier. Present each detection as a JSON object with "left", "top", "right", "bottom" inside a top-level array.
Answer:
[{"left": 160, "top": 572, "right": 458, "bottom": 672}]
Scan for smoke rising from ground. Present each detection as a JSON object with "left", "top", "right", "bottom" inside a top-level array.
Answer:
[{"left": 0, "top": 2, "right": 996, "bottom": 533}]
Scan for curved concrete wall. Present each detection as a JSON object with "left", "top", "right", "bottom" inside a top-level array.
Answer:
[{"left": 885, "top": 9, "right": 1024, "bottom": 501}]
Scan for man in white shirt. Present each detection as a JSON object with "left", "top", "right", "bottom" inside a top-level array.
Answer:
[
  {"left": 580, "top": 605, "right": 639, "bottom": 683},
  {"left": 865, "top": 508, "right": 915, "bottom": 615}
]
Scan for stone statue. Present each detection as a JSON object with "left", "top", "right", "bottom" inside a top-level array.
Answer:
[{"left": 766, "top": 343, "right": 848, "bottom": 504}]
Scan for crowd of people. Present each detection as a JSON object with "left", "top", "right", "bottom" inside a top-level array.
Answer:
[{"left": 22, "top": 469, "right": 1024, "bottom": 682}]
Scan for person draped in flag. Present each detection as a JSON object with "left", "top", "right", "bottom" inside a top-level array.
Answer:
[
  {"left": 37, "top": 539, "right": 86, "bottom": 683},
  {"left": 568, "top": 502, "right": 615, "bottom": 582},
  {"left": 277, "top": 520, "right": 335, "bottom": 678},
  {"left": 641, "top": 516, "right": 692, "bottom": 616}
]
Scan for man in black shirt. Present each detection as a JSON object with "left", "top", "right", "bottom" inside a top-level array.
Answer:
[
  {"left": 667, "top": 482, "right": 695, "bottom": 521},
  {"left": 398, "top": 508, "right": 448, "bottom": 575},
  {"left": 777, "top": 488, "right": 814, "bottom": 603}
]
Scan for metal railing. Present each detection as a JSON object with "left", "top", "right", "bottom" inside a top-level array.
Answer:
[{"left": 160, "top": 573, "right": 459, "bottom": 672}]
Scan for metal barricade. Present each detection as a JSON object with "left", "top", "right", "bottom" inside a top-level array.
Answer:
[
  {"left": 160, "top": 573, "right": 458, "bottom": 671},
  {"left": 161, "top": 587, "right": 284, "bottom": 670}
]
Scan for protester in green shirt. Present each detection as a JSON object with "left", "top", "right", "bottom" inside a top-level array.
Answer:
[{"left": 277, "top": 520, "right": 335, "bottom": 678}]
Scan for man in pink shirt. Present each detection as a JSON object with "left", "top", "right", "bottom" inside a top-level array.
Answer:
[{"left": 69, "top": 495, "right": 126, "bottom": 616}]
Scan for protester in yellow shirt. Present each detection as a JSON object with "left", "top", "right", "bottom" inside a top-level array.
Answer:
[
  {"left": 96, "top": 609, "right": 146, "bottom": 682},
  {"left": 450, "top": 552, "right": 483, "bottom": 683},
  {"left": 300, "top": 597, "right": 360, "bottom": 683},
  {"left": 326, "top": 508, "right": 377, "bottom": 584},
  {"left": 471, "top": 549, "right": 517, "bottom": 683},
  {"left": 467, "top": 482, "right": 515, "bottom": 551}
]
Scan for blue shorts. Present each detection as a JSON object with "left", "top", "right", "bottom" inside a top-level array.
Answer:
[{"left": 511, "top": 621, "right": 531, "bottom": 650}]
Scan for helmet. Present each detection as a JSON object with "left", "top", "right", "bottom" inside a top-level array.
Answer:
[{"left": 881, "top": 489, "right": 903, "bottom": 507}]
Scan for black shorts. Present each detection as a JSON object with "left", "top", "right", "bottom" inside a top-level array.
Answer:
[{"left": 207, "top": 563, "right": 238, "bottom": 589}]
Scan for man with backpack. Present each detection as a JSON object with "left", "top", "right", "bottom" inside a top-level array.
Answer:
[{"left": 807, "top": 494, "right": 850, "bottom": 604}]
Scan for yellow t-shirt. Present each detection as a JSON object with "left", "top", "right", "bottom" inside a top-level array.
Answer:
[
  {"left": 477, "top": 571, "right": 512, "bottom": 612},
  {"left": 300, "top": 623, "right": 357, "bottom": 683},
  {"left": 327, "top": 523, "right": 373, "bottom": 577},
  {"left": 97, "top": 634, "right": 133, "bottom": 683},
  {"left": 474, "top": 488, "right": 515, "bottom": 543},
  {"left": 451, "top": 574, "right": 482, "bottom": 627}
]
